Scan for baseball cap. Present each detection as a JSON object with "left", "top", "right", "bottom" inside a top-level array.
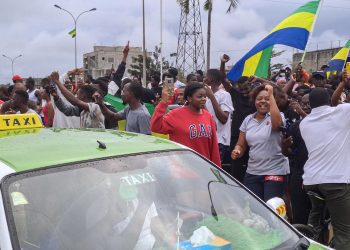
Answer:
[
  {"left": 320, "top": 64, "right": 330, "bottom": 71},
  {"left": 312, "top": 71, "right": 326, "bottom": 79},
  {"left": 12, "top": 75, "right": 23, "bottom": 81}
]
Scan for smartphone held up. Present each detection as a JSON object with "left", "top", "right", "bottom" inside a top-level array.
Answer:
[{"left": 165, "top": 77, "right": 174, "bottom": 96}]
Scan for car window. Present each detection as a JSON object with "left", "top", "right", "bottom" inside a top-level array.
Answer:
[{"left": 3, "top": 150, "right": 300, "bottom": 250}]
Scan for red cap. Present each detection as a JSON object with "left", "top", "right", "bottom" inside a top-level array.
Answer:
[{"left": 12, "top": 75, "right": 23, "bottom": 81}]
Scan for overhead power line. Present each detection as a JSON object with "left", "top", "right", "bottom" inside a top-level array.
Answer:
[{"left": 261, "top": 0, "right": 350, "bottom": 10}]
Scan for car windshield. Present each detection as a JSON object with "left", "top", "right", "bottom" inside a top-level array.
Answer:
[{"left": 3, "top": 150, "right": 300, "bottom": 250}]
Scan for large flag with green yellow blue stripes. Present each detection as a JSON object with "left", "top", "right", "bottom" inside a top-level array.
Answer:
[
  {"left": 227, "top": 0, "right": 321, "bottom": 81},
  {"left": 327, "top": 40, "right": 350, "bottom": 74}
]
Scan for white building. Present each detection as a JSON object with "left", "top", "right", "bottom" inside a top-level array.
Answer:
[{"left": 83, "top": 46, "right": 150, "bottom": 79}]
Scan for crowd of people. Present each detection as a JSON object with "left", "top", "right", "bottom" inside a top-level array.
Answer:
[{"left": 1, "top": 41, "right": 350, "bottom": 249}]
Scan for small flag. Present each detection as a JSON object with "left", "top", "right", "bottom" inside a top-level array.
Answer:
[
  {"left": 326, "top": 40, "right": 350, "bottom": 77},
  {"left": 68, "top": 28, "right": 76, "bottom": 38}
]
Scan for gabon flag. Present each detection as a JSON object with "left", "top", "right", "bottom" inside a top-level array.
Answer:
[{"left": 227, "top": 0, "right": 322, "bottom": 81}]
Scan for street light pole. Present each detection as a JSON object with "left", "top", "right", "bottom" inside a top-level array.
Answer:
[
  {"left": 160, "top": 0, "right": 163, "bottom": 81},
  {"left": 142, "top": 0, "right": 147, "bottom": 87},
  {"left": 54, "top": 5, "right": 96, "bottom": 69},
  {"left": 2, "top": 54, "right": 22, "bottom": 76}
]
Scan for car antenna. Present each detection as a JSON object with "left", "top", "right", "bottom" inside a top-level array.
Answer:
[
  {"left": 208, "top": 181, "right": 218, "bottom": 221},
  {"left": 97, "top": 140, "right": 107, "bottom": 149}
]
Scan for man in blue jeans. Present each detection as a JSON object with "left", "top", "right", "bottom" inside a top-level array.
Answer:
[{"left": 300, "top": 84, "right": 350, "bottom": 250}]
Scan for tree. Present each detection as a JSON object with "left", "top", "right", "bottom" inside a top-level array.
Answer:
[
  {"left": 269, "top": 49, "right": 286, "bottom": 78},
  {"left": 178, "top": 0, "right": 239, "bottom": 70},
  {"left": 128, "top": 46, "right": 170, "bottom": 81}
]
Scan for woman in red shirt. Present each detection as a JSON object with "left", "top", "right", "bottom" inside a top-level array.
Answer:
[{"left": 151, "top": 83, "right": 221, "bottom": 167}]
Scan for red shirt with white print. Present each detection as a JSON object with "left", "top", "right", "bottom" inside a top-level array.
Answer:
[{"left": 151, "top": 101, "right": 221, "bottom": 167}]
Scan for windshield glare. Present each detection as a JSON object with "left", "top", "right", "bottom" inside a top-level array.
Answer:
[{"left": 4, "top": 151, "right": 300, "bottom": 250}]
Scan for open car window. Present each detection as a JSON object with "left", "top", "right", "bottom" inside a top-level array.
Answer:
[{"left": 3, "top": 150, "right": 300, "bottom": 250}]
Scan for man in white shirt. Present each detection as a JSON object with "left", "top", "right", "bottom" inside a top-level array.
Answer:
[
  {"left": 204, "top": 69, "right": 234, "bottom": 166},
  {"left": 300, "top": 86, "right": 350, "bottom": 250},
  {"left": 51, "top": 87, "right": 80, "bottom": 128},
  {"left": 50, "top": 72, "right": 105, "bottom": 129}
]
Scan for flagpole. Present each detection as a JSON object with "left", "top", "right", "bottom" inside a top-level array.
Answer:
[
  {"left": 54, "top": 5, "right": 96, "bottom": 69},
  {"left": 342, "top": 47, "right": 350, "bottom": 71},
  {"left": 301, "top": 0, "right": 323, "bottom": 64}
]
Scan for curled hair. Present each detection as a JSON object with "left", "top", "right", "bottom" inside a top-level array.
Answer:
[{"left": 184, "top": 82, "right": 205, "bottom": 101}]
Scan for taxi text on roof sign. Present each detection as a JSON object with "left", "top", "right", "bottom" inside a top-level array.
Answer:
[{"left": 0, "top": 114, "right": 43, "bottom": 131}]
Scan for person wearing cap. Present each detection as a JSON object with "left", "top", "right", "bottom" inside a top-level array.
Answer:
[
  {"left": 310, "top": 71, "right": 327, "bottom": 88},
  {"left": 310, "top": 71, "right": 335, "bottom": 99},
  {"left": 320, "top": 64, "right": 330, "bottom": 73},
  {"left": 12, "top": 75, "right": 24, "bottom": 84}
]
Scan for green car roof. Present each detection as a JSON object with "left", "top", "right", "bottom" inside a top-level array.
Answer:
[{"left": 0, "top": 128, "right": 181, "bottom": 172}]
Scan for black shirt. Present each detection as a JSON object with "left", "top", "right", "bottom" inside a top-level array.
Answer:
[
  {"left": 230, "top": 88, "right": 255, "bottom": 143},
  {"left": 142, "top": 88, "right": 156, "bottom": 104},
  {"left": 151, "top": 86, "right": 162, "bottom": 98},
  {"left": 283, "top": 107, "right": 301, "bottom": 129},
  {"left": 287, "top": 120, "right": 308, "bottom": 175}
]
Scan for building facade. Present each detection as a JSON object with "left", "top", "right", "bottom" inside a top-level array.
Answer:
[
  {"left": 83, "top": 46, "right": 149, "bottom": 79},
  {"left": 293, "top": 47, "right": 341, "bottom": 72}
]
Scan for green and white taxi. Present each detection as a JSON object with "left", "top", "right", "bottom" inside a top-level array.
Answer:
[{"left": 0, "top": 114, "right": 328, "bottom": 249}]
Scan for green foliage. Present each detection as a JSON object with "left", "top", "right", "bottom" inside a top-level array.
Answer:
[
  {"left": 178, "top": 0, "right": 239, "bottom": 13},
  {"left": 269, "top": 49, "right": 286, "bottom": 77},
  {"left": 127, "top": 46, "right": 170, "bottom": 81}
]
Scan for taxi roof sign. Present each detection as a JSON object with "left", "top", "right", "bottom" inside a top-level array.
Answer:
[{"left": 0, "top": 114, "right": 43, "bottom": 131}]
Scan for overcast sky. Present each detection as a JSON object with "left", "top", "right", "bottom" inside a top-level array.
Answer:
[{"left": 0, "top": 0, "right": 349, "bottom": 83}]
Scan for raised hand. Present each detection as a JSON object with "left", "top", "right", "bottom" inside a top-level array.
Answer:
[
  {"left": 264, "top": 84, "right": 274, "bottom": 96},
  {"left": 93, "top": 92, "right": 104, "bottom": 106},
  {"left": 289, "top": 100, "right": 303, "bottom": 115},
  {"left": 204, "top": 84, "right": 214, "bottom": 100},
  {"left": 50, "top": 71, "right": 60, "bottom": 83},
  {"left": 161, "top": 86, "right": 170, "bottom": 104},
  {"left": 341, "top": 71, "right": 349, "bottom": 84},
  {"left": 221, "top": 54, "right": 230, "bottom": 63},
  {"left": 123, "top": 41, "right": 130, "bottom": 56},
  {"left": 49, "top": 82, "right": 58, "bottom": 100}
]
